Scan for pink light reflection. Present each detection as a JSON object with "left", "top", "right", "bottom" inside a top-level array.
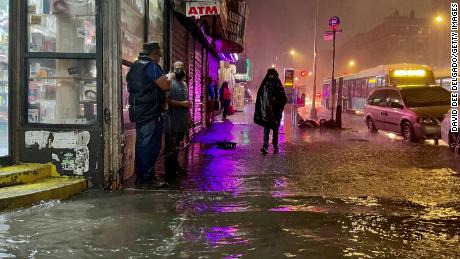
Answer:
[{"left": 205, "top": 226, "right": 250, "bottom": 248}]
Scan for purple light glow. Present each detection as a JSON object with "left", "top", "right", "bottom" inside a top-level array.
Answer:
[
  {"left": 205, "top": 226, "right": 250, "bottom": 248},
  {"left": 208, "top": 52, "right": 219, "bottom": 81}
]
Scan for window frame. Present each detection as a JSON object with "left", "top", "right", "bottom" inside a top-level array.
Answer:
[
  {"left": 385, "top": 90, "right": 403, "bottom": 108},
  {"left": 21, "top": 0, "right": 102, "bottom": 129},
  {"left": 367, "top": 90, "right": 389, "bottom": 107}
]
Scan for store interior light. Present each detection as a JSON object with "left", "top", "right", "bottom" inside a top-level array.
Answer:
[{"left": 393, "top": 70, "right": 426, "bottom": 77}]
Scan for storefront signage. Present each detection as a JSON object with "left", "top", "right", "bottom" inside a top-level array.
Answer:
[
  {"left": 225, "top": 1, "right": 249, "bottom": 47},
  {"left": 186, "top": 1, "right": 221, "bottom": 18}
]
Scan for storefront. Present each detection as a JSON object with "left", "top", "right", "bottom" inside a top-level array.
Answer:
[
  {"left": 0, "top": 0, "right": 247, "bottom": 189},
  {"left": 3, "top": 0, "right": 168, "bottom": 188},
  {"left": 17, "top": 0, "right": 103, "bottom": 186},
  {"left": 171, "top": 11, "right": 217, "bottom": 137}
]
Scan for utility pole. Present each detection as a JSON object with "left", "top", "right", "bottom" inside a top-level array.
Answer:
[{"left": 310, "top": 0, "right": 319, "bottom": 120}]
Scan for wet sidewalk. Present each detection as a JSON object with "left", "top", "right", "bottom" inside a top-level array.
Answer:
[{"left": 0, "top": 104, "right": 459, "bottom": 258}]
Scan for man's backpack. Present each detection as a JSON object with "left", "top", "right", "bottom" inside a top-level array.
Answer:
[{"left": 126, "top": 58, "right": 162, "bottom": 123}]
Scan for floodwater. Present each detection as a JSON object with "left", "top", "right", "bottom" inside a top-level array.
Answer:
[{"left": 0, "top": 105, "right": 459, "bottom": 258}]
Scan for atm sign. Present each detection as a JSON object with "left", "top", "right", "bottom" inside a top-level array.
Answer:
[{"left": 186, "top": 1, "right": 220, "bottom": 18}]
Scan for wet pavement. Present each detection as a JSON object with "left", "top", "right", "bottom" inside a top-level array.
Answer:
[{"left": 1, "top": 104, "right": 460, "bottom": 258}]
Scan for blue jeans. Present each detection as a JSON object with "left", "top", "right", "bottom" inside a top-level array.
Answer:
[
  {"left": 135, "top": 117, "right": 163, "bottom": 182},
  {"left": 263, "top": 127, "right": 279, "bottom": 149}
]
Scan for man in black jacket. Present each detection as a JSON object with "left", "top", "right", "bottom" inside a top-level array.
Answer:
[{"left": 127, "top": 42, "right": 172, "bottom": 187}]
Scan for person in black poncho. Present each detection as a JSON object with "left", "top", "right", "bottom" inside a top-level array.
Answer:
[{"left": 254, "top": 68, "right": 287, "bottom": 154}]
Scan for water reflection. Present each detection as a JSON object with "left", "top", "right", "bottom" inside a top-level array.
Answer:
[{"left": 205, "top": 226, "right": 249, "bottom": 247}]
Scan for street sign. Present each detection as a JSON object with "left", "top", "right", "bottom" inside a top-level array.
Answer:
[
  {"left": 329, "top": 16, "right": 341, "bottom": 30},
  {"left": 323, "top": 29, "right": 343, "bottom": 41}
]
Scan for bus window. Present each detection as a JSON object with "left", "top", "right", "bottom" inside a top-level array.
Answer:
[
  {"left": 353, "top": 80, "right": 363, "bottom": 97},
  {"left": 343, "top": 80, "right": 349, "bottom": 97}
]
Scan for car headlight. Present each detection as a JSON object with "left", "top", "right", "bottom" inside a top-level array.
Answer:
[{"left": 417, "top": 117, "right": 437, "bottom": 125}]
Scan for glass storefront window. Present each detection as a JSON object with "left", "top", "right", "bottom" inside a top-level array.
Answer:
[
  {"left": 27, "top": 59, "right": 97, "bottom": 124},
  {"left": 27, "top": 0, "right": 96, "bottom": 53},
  {"left": 121, "top": 0, "right": 145, "bottom": 62},
  {"left": 149, "top": 0, "right": 163, "bottom": 43},
  {"left": 0, "top": 0, "right": 7, "bottom": 156}
]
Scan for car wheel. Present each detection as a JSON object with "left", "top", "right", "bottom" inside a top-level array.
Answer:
[
  {"left": 401, "top": 121, "right": 418, "bottom": 143},
  {"left": 367, "top": 117, "right": 378, "bottom": 133},
  {"left": 449, "top": 132, "right": 460, "bottom": 154}
]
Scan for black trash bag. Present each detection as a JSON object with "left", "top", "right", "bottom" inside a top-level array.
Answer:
[
  {"left": 298, "top": 119, "right": 319, "bottom": 128},
  {"left": 216, "top": 141, "right": 237, "bottom": 149},
  {"left": 320, "top": 119, "right": 336, "bottom": 128}
]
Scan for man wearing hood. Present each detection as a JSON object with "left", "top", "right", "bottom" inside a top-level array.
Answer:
[{"left": 254, "top": 68, "right": 288, "bottom": 154}]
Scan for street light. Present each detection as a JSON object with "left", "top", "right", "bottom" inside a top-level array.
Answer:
[
  {"left": 435, "top": 15, "right": 444, "bottom": 24},
  {"left": 272, "top": 49, "right": 297, "bottom": 69},
  {"left": 348, "top": 60, "right": 355, "bottom": 67}
]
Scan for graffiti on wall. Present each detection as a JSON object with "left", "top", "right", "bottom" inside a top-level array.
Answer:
[{"left": 25, "top": 131, "right": 91, "bottom": 175}]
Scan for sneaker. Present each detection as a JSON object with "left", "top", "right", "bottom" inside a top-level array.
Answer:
[
  {"left": 273, "top": 146, "right": 279, "bottom": 153},
  {"left": 260, "top": 147, "right": 268, "bottom": 154}
]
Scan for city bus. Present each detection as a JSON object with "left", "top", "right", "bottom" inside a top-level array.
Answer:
[{"left": 322, "top": 63, "right": 435, "bottom": 112}]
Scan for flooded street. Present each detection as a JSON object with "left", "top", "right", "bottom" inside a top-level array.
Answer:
[{"left": 1, "top": 105, "right": 459, "bottom": 258}]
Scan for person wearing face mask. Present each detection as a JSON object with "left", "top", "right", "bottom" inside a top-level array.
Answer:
[
  {"left": 254, "top": 68, "right": 287, "bottom": 154},
  {"left": 164, "top": 61, "right": 190, "bottom": 184}
]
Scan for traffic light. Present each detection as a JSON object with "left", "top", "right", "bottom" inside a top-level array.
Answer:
[{"left": 301, "top": 70, "right": 307, "bottom": 77}]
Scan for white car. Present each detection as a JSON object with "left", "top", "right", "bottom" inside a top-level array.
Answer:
[{"left": 441, "top": 112, "right": 460, "bottom": 154}]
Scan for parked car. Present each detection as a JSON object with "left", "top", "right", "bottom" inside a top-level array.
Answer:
[
  {"left": 364, "top": 86, "right": 450, "bottom": 142},
  {"left": 441, "top": 111, "right": 460, "bottom": 153}
]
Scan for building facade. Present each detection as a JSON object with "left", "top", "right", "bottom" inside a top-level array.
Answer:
[
  {"left": 0, "top": 0, "right": 248, "bottom": 189},
  {"left": 336, "top": 11, "right": 435, "bottom": 75}
]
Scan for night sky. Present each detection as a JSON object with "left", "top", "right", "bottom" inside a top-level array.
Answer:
[{"left": 244, "top": 0, "right": 435, "bottom": 90}]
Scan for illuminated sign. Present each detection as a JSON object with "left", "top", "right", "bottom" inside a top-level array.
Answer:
[
  {"left": 329, "top": 16, "right": 341, "bottom": 30},
  {"left": 368, "top": 78, "right": 376, "bottom": 83},
  {"left": 393, "top": 70, "right": 426, "bottom": 77},
  {"left": 186, "top": 1, "right": 220, "bottom": 18},
  {"left": 284, "top": 69, "right": 294, "bottom": 87}
]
